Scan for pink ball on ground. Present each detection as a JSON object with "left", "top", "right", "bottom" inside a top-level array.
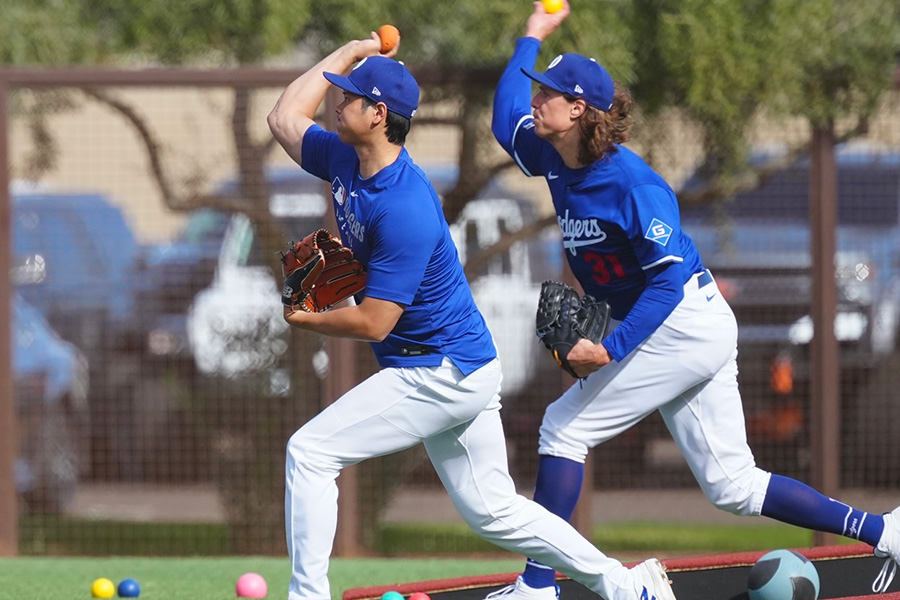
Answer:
[
  {"left": 410, "top": 593, "right": 432, "bottom": 600},
  {"left": 236, "top": 572, "right": 268, "bottom": 598}
]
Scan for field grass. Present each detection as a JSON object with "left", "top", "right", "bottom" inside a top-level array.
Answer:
[
  {"left": 0, "top": 556, "right": 526, "bottom": 600},
  {"left": 22, "top": 515, "right": 824, "bottom": 557},
  {"left": 6, "top": 518, "right": 855, "bottom": 600}
]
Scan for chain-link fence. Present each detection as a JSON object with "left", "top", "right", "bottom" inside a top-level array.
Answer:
[{"left": 2, "top": 68, "right": 900, "bottom": 556}]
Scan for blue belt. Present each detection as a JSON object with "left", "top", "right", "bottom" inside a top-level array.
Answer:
[{"left": 698, "top": 269, "right": 713, "bottom": 289}]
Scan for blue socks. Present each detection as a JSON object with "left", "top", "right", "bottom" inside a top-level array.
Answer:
[
  {"left": 761, "top": 474, "right": 885, "bottom": 546},
  {"left": 522, "top": 455, "right": 585, "bottom": 589},
  {"left": 524, "top": 464, "right": 887, "bottom": 590}
]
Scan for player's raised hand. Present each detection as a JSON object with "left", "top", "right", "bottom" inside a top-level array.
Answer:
[
  {"left": 354, "top": 29, "right": 400, "bottom": 62},
  {"left": 525, "top": 0, "right": 570, "bottom": 42}
]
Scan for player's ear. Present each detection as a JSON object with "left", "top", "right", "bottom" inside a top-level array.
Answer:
[
  {"left": 371, "top": 101, "right": 390, "bottom": 126},
  {"left": 570, "top": 98, "right": 588, "bottom": 119}
]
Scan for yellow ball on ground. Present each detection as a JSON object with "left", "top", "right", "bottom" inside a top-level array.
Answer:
[
  {"left": 91, "top": 578, "right": 116, "bottom": 599},
  {"left": 542, "top": 0, "right": 564, "bottom": 13}
]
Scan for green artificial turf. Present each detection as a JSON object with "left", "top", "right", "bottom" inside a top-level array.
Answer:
[
  {"left": 377, "top": 521, "right": 826, "bottom": 556},
  {"left": 0, "top": 556, "right": 526, "bottom": 600},
  {"left": 6, "top": 517, "right": 858, "bottom": 599}
]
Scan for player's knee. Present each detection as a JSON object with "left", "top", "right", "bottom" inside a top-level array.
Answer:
[
  {"left": 704, "top": 468, "right": 769, "bottom": 516},
  {"left": 456, "top": 494, "right": 523, "bottom": 537},
  {"left": 537, "top": 408, "right": 590, "bottom": 462},
  {"left": 536, "top": 429, "right": 589, "bottom": 463},
  {"left": 286, "top": 430, "right": 321, "bottom": 472}
]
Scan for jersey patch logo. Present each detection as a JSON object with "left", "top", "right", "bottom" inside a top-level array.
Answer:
[
  {"left": 645, "top": 218, "right": 673, "bottom": 246},
  {"left": 332, "top": 177, "right": 347, "bottom": 206}
]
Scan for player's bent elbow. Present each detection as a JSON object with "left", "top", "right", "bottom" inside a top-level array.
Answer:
[
  {"left": 266, "top": 109, "right": 279, "bottom": 132},
  {"left": 364, "top": 325, "right": 392, "bottom": 343}
]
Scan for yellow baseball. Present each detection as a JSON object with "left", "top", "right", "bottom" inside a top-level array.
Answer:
[{"left": 542, "top": 0, "right": 564, "bottom": 13}]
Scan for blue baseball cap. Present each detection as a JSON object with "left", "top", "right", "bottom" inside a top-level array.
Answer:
[
  {"left": 323, "top": 56, "right": 419, "bottom": 119},
  {"left": 522, "top": 54, "right": 614, "bottom": 112}
]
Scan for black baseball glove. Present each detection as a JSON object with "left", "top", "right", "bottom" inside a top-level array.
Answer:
[{"left": 536, "top": 281, "right": 611, "bottom": 379}]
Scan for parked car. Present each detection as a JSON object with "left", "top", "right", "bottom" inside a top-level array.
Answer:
[
  {"left": 12, "top": 192, "right": 141, "bottom": 479},
  {"left": 678, "top": 144, "right": 900, "bottom": 480},
  {"left": 186, "top": 167, "right": 553, "bottom": 395},
  {"left": 13, "top": 294, "right": 89, "bottom": 512},
  {"left": 134, "top": 208, "right": 230, "bottom": 362}
]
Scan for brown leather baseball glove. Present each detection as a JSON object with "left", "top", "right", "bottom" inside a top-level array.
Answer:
[{"left": 281, "top": 229, "right": 366, "bottom": 313}]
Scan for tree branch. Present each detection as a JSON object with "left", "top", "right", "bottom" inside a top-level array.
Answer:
[
  {"left": 80, "top": 87, "right": 188, "bottom": 210},
  {"left": 463, "top": 214, "right": 557, "bottom": 280}
]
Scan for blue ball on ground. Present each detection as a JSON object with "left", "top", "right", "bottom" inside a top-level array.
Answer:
[
  {"left": 117, "top": 578, "right": 141, "bottom": 598},
  {"left": 747, "top": 549, "right": 820, "bottom": 600},
  {"left": 381, "top": 591, "right": 405, "bottom": 600}
]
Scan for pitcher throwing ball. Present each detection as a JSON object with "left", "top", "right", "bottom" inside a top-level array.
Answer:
[
  {"left": 268, "top": 27, "right": 678, "bottom": 600},
  {"left": 485, "top": 1, "right": 900, "bottom": 598}
]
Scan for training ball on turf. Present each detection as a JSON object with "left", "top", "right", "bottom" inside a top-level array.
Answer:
[
  {"left": 236, "top": 572, "right": 268, "bottom": 598},
  {"left": 748, "top": 549, "right": 820, "bottom": 600},
  {"left": 409, "top": 593, "right": 431, "bottom": 600},
  {"left": 381, "top": 591, "right": 405, "bottom": 600},
  {"left": 91, "top": 578, "right": 116, "bottom": 599},
  {"left": 118, "top": 578, "right": 141, "bottom": 598}
]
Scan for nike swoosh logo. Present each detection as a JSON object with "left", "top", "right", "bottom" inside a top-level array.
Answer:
[
  {"left": 706, "top": 292, "right": 717, "bottom": 302},
  {"left": 547, "top": 172, "right": 559, "bottom": 180},
  {"left": 349, "top": 191, "right": 358, "bottom": 197}
]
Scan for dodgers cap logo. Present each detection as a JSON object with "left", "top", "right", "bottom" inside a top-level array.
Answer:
[
  {"left": 323, "top": 56, "right": 420, "bottom": 119},
  {"left": 521, "top": 53, "right": 614, "bottom": 112}
]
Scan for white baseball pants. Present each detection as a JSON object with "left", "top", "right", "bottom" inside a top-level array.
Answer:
[
  {"left": 285, "top": 358, "right": 648, "bottom": 600},
  {"left": 539, "top": 270, "right": 771, "bottom": 515}
]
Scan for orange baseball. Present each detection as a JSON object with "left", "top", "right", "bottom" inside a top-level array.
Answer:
[{"left": 377, "top": 24, "right": 400, "bottom": 54}]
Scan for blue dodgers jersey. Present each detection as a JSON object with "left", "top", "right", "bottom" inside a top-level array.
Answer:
[
  {"left": 493, "top": 38, "right": 703, "bottom": 321},
  {"left": 299, "top": 124, "right": 496, "bottom": 374},
  {"left": 538, "top": 147, "right": 703, "bottom": 319}
]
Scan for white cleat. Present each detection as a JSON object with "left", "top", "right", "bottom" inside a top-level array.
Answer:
[
  {"left": 873, "top": 506, "right": 900, "bottom": 593},
  {"left": 631, "top": 559, "right": 676, "bottom": 600},
  {"left": 483, "top": 576, "right": 560, "bottom": 600}
]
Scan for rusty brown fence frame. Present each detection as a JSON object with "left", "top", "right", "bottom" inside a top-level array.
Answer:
[{"left": 1, "top": 65, "right": 898, "bottom": 557}]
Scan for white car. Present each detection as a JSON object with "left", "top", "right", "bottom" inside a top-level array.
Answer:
[{"left": 187, "top": 170, "right": 548, "bottom": 394}]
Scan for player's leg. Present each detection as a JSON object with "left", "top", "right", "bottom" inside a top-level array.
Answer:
[
  {"left": 518, "top": 271, "right": 746, "bottom": 591},
  {"left": 423, "top": 364, "right": 672, "bottom": 600},
  {"left": 285, "top": 361, "right": 502, "bottom": 600},
  {"left": 657, "top": 293, "right": 898, "bottom": 588}
]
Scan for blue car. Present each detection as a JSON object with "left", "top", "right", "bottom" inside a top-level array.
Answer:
[
  {"left": 13, "top": 191, "right": 141, "bottom": 482},
  {"left": 13, "top": 294, "right": 89, "bottom": 512}
]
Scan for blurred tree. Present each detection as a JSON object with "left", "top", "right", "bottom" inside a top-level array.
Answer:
[
  {"left": 0, "top": 0, "right": 104, "bottom": 179},
  {"left": 647, "top": 0, "right": 900, "bottom": 196}
]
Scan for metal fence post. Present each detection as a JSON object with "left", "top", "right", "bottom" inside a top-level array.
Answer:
[
  {"left": 809, "top": 125, "right": 840, "bottom": 547},
  {"left": 0, "top": 79, "right": 18, "bottom": 556}
]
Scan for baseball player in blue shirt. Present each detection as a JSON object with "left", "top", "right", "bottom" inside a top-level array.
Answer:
[
  {"left": 268, "top": 32, "right": 678, "bottom": 600},
  {"left": 486, "top": 2, "right": 900, "bottom": 599}
]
